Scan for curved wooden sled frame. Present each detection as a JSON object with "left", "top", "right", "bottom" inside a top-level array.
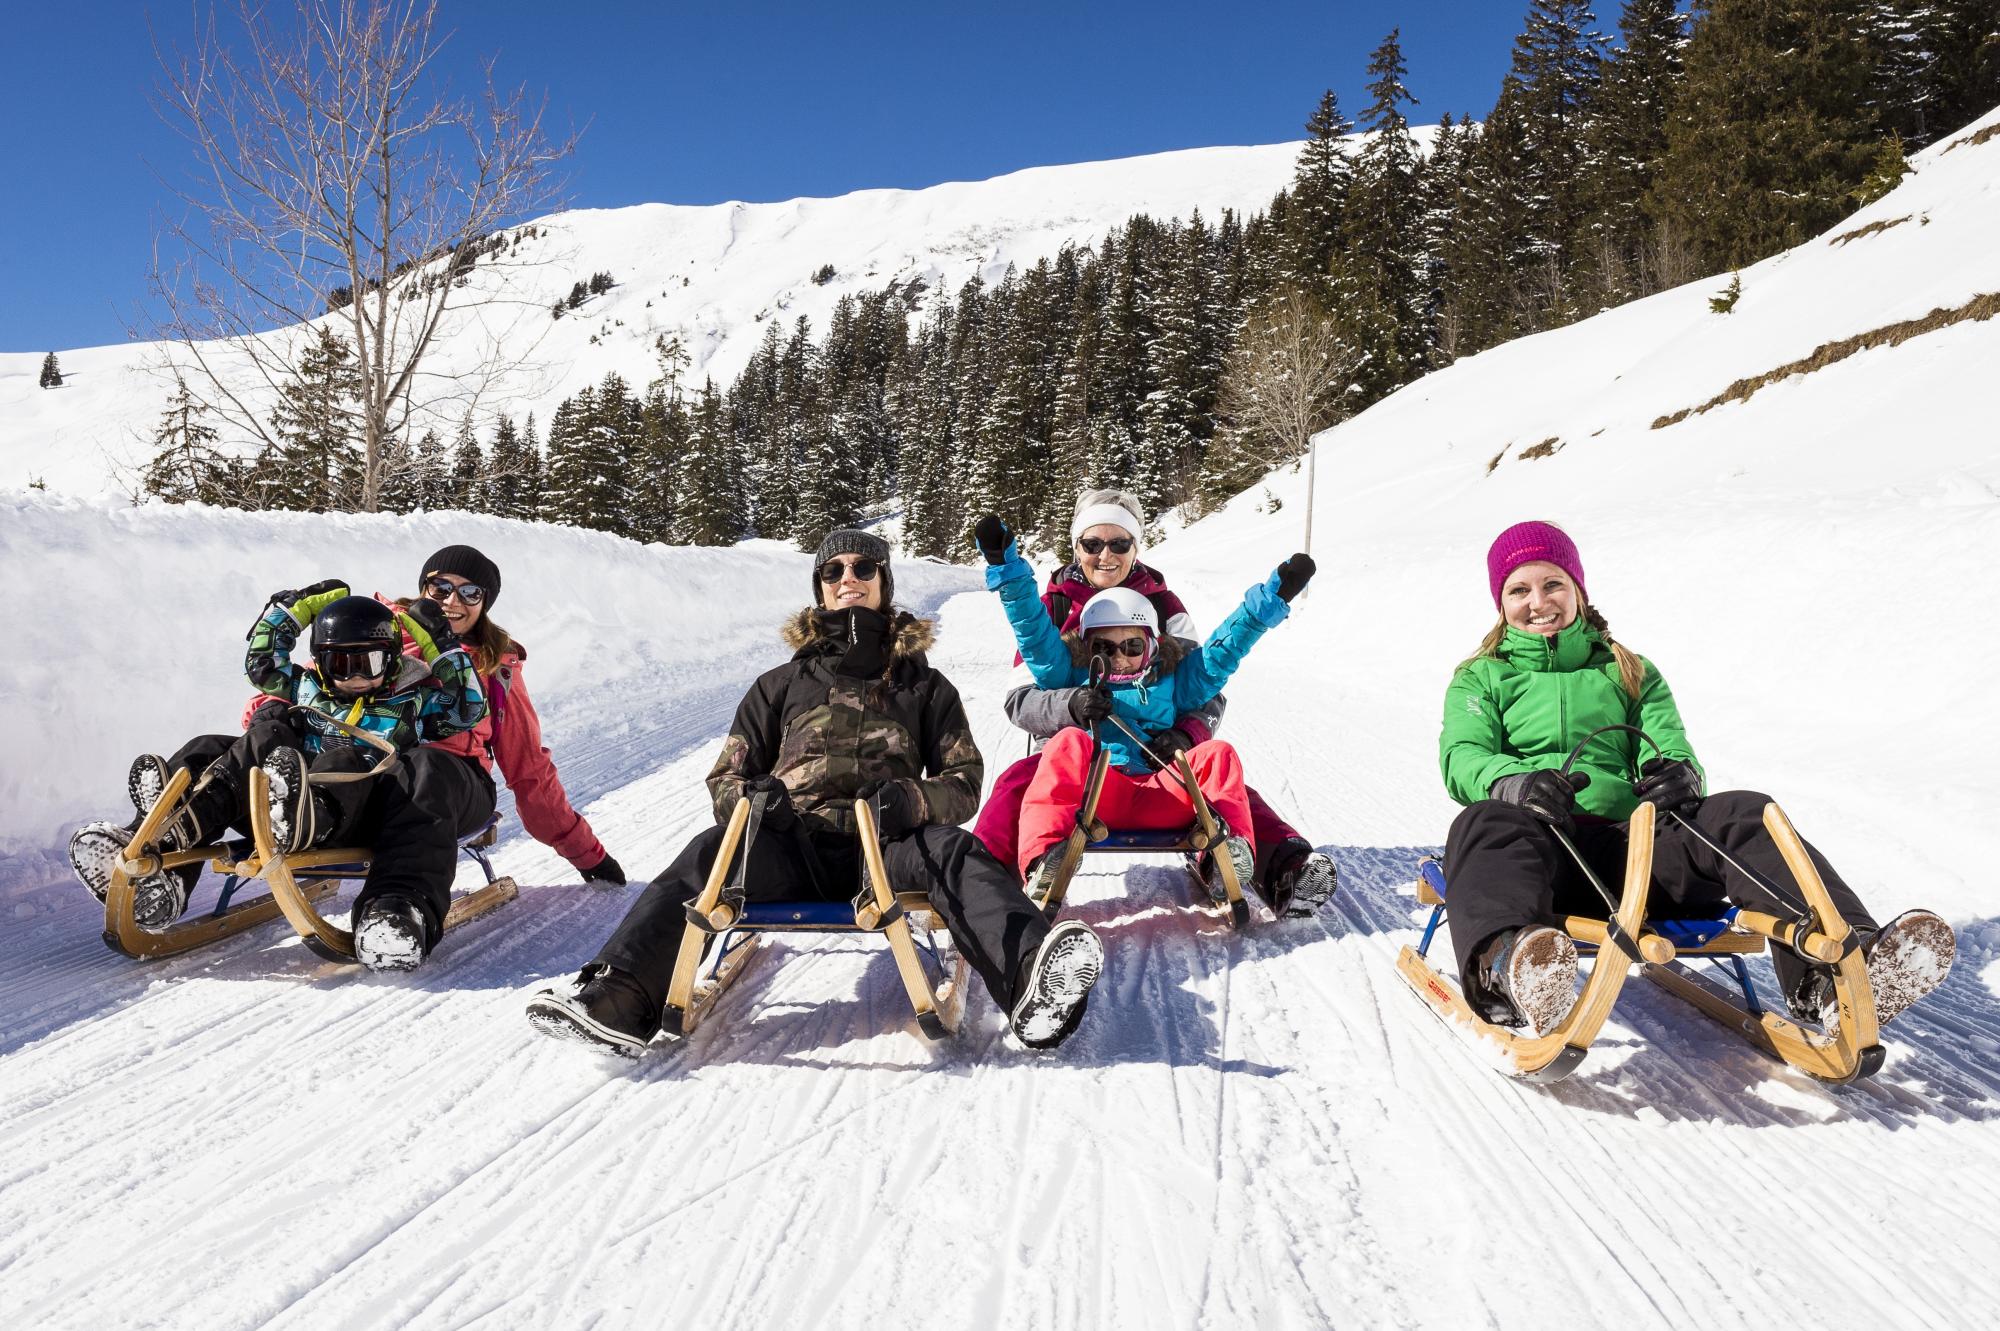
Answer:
[
  {"left": 248, "top": 767, "right": 518, "bottom": 963},
  {"left": 659, "top": 798, "right": 972, "bottom": 1042},
  {"left": 1030, "top": 734, "right": 1251, "bottom": 928},
  {"left": 1396, "top": 801, "right": 1659, "bottom": 1083}
]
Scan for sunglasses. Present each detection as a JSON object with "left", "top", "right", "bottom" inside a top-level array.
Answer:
[
  {"left": 1092, "top": 636, "right": 1149, "bottom": 659},
  {"left": 319, "top": 647, "right": 391, "bottom": 680},
  {"left": 423, "top": 576, "right": 487, "bottom": 605},
  {"left": 818, "top": 558, "right": 882, "bottom": 584},
  {"left": 1077, "top": 536, "right": 1134, "bottom": 556}
]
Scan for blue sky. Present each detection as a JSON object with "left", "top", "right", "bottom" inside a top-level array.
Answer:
[{"left": 1, "top": 2, "right": 1529, "bottom": 353}]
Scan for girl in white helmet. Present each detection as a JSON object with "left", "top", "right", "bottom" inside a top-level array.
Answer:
[{"left": 973, "top": 514, "right": 1314, "bottom": 900}]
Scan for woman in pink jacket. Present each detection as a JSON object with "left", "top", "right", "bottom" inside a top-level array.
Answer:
[{"left": 395, "top": 545, "right": 624, "bottom": 885}]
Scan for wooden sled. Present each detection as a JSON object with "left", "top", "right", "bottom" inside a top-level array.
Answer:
[
  {"left": 660, "top": 797, "right": 972, "bottom": 1041},
  {"left": 1030, "top": 728, "right": 1252, "bottom": 928},
  {"left": 247, "top": 767, "right": 518, "bottom": 964},
  {"left": 1396, "top": 800, "right": 1884, "bottom": 1085}
]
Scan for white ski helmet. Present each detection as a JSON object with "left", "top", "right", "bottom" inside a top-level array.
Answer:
[{"left": 1078, "top": 587, "right": 1159, "bottom": 636}]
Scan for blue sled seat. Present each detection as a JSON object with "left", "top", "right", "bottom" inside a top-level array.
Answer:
[
  {"left": 1416, "top": 857, "right": 1740, "bottom": 949},
  {"left": 1085, "top": 829, "right": 1199, "bottom": 853}
]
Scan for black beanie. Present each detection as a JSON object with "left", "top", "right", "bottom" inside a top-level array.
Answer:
[
  {"left": 812, "top": 528, "right": 893, "bottom": 607},
  {"left": 421, "top": 544, "right": 502, "bottom": 609}
]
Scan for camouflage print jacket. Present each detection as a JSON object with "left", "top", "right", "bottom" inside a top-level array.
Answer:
[{"left": 706, "top": 608, "right": 984, "bottom": 837}]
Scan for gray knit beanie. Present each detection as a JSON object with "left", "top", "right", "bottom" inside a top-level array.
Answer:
[{"left": 811, "top": 528, "right": 894, "bottom": 607}]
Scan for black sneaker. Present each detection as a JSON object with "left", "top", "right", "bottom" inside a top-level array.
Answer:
[
  {"left": 525, "top": 965, "right": 661, "bottom": 1057},
  {"left": 1009, "top": 920, "right": 1105, "bottom": 1050},
  {"left": 260, "top": 747, "right": 317, "bottom": 853},
  {"left": 1265, "top": 840, "right": 1338, "bottom": 918},
  {"left": 67, "top": 821, "right": 191, "bottom": 929},
  {"left": 1476, "top": 926, "right": 1579, "bottom": 1036},
  {"left": 353, "top": 896, "right": 429, "bottom": 972},
  {"left": 127, "top": 754, "right": 171, "bottom": 819}
]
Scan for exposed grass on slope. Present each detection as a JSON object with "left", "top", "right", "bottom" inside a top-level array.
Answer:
[
  {"left": 1650, "top": 290, "right": 2000, "bottom": 429},
  {"left": 1830, "top": 215, "right": 1916, "bottom": 246}
]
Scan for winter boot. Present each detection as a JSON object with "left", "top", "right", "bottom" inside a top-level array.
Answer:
[
  {"left": 127, "top": 754, "right": 171, "bottom": 819},
  {"left": 1262, "top": 838, "right": 1338, "bottom": 918},
  {"left": 525, "top": 965, "right": 661, "bottom": 1058},
  {"left": 1475, "top": 925, "right": 1579, "bottom": 1036},
  {"left": 1803, "top": 909, "right": 1957, "bottom": 1036},
  {"left": 1024, "top": 854, "right": 1062, "bottom": 906},
  {"left": 67, "top": 822, "right": 193, "bottom": 930},
  {"left": 1009, "top": 920, "right": 1105, "bottom": 1050},
  {"left": 260, "top": 747, "right": 334, "bottom": 853},
  {"left": 1197, "top": 835, "right": 1257, "bottom": 905},
  {"left": 352, "top": 895, "right": 429, "bottom": 972}
]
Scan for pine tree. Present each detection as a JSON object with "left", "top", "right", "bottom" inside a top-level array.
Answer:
[
  {"left": 634, "top": 383, "right": 687, "bottom": 542},
  {"left": 412, "top": 428, "right": 450, "bottom": 511},
  {"left": 1652, "top": 0, "right": 1881, "bottom": 272},
  {"left": 1572, "top": 0, "right": 1689, "bottom": 308},
  {"left": 449, "top": 416, "right": 484, "bottom": 510},
  {"left": 267, "top": 327, "right": 363, "bottom": 511},
  {"left": 377, "top": 431, "right": 419, "bottom": 513},
  {"left": 674, "top": 381, "right": 747, "bottom": 545},
  {"left": 519, "top": 414, "right": 545, "bottom": 519},
  {"left": 1337, "top": 28, "right": 1430, "bottom": 405},
  {"left": 486, "top": 415, "right": 532, "bottom": 520},
  {"left": 38, "top": 352, "right": 63, "bottom": 388},
  {"left": 894, "top": 296, "right": 963, "bottom": 559},
  {"left": 1286, "top": 91, "right": 1355, "bottom": 295},
  {"left": 141, "top": 378, "right": 235, "bottom": 504}
]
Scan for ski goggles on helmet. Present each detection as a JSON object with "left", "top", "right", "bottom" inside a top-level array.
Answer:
[
  {"left": 423, "top": 576, "right": 487, "bottom": 605},
  {"left": 818, "top": 557, "right": 882, "bottom": 583},
  {"left": 317, "top": 646, "right": 392, "bottom": 680},
  {"left": 1076, "top": 536, "right": 1134, "bottom": 556}
]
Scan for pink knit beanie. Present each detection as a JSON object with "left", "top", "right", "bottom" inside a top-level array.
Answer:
[{"left": 1486, "top": 521, "right": 1587, "bottom": 607}]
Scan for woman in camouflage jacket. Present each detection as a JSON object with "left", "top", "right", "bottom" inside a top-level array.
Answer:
[{"left": 528, "top": 529, "right": 1105, "bottom": 1057}]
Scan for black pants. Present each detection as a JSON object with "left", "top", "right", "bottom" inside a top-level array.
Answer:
[
  {"left": 164, "top": 717, "right": 486, "bottom": 947},
  {"left": 1443, "top": 790, "right": 1877, "bottom": 1002},
  {"left": 594, "top": 819, "right": 1050, "bottom": 1014}
]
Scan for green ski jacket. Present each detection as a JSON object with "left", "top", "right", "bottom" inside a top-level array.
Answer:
[{"left": 1439, "top": 617, "right": 1701, "bottom": 822}]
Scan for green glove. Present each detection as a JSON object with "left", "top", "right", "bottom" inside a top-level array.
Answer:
[
  {"left": 274, "top": 579, "right": 351, "bottom": 626},
  {"left": 396, "top": 598, "right": 460, "bottom": 663}
]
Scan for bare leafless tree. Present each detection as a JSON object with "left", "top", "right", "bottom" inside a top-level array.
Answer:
[
  {"left": 147, "top": 0, "right": 576, "bottom": 510},
  {"left": 1208, "top": 287, "right": 1357, "bottom": 548}
]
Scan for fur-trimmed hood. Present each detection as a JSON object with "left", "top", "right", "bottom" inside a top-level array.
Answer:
[{"left": 781, "top": 606, "right": 936, "bottom": 659}]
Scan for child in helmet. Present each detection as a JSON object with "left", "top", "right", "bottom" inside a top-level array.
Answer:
[
  {"left": 972, "top": 516, "right": 1314, "bottom": 900},
  {"left": 67, "top": 579, "right": 486, "bottom": 969}
]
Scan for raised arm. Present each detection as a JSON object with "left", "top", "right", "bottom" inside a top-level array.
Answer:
[
  {"left": 1171, "top": 555, "right": 1312, "bottom": 712},
  {"left": 244, "top": 578, "right": 349, "bottom": 700}
]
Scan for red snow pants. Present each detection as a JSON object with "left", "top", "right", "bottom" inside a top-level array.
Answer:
[{"left": 1015, "top": 728, "right": 1255, "bottom": 876}]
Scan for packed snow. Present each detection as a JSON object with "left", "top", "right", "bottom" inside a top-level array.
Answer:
[{"left": 3, "top": 112, "right": 2000, "bottom": 1329}]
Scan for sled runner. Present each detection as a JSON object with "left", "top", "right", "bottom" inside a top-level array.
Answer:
[
  {"left": 660, "top": 796, "right": 973, "bottom": 1041},
  {"left": 101, "top": 764, "right": 515, "bottom": 962},
  {"left": 1396, "top": 798, "right": 1885, "bottom": 1085},
  {"left": 1028, "top": 718, "right": 1252, "bottom": 928}
]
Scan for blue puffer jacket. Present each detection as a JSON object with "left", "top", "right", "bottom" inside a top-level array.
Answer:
[{"left": 986, "top": 543, "right": 1289, "bottom": 774}]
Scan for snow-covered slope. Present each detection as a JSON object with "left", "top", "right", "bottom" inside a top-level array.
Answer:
[
  {"left": 0, "top": 138, "right": 1313, "bottom": 496},
  {"left": 4, "top": 112, "right": 2000, "bottom": 1329}
]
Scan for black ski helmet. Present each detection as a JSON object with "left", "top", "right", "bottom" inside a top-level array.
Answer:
[{"left": 311, "top": 595, "right": 399, "bottom": 684}]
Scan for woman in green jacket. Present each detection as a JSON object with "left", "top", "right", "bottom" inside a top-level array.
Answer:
[{"left": 1438, "top": 520, "right": 1954, "bottom": 1036}]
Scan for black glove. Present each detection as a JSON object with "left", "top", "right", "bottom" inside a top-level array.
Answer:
[
  {"left": 741, "top": 775, "right": 797, "bottom": 834},
  {"left": 1633, "top": 757, "right": 1702, "bottom": 813},
  {"left": 973, "top": 513, "right": 1011, "bottom": 565},
  {"left": 1275, "top": 553, "right": 1315, "bottom": 603},
  {"left": 1490, "top": 769, "right": 1592, "bottom": 826},
  {"left": 1067, "top": 683, "right": 1115, "bottom": 726},
  {"left": 859, "top": 779, "right": 924, "bottom": 838},
  {"left": 402, "top": 594, "right": 461, "bottom": 654},
  {"left": 1148, "top": 726, "right": 1198, "bottom": 762},
  {"left": 579, "top": 852, "right": 626, "bottom": 886}
]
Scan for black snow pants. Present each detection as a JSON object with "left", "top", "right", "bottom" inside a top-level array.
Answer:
[
  {"left": 1443, "top": 789, "right": 1878, "bottom": 1006},
  {"left": 593, "top": 818, "right": 1051, "bottom": 1014},
  {"left": 165, "top": 714, "right": 483, "bottom": 946}
]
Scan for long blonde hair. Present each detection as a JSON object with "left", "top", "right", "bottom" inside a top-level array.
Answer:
[
  {"left": 395, "top": 596, "right": 517, "bottom": 677},
  {"left": 1467, "top": 604, "right": 1646, "bottom": 700}
]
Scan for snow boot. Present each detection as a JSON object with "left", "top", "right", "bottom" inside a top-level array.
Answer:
[
  {"left": 1024, "top": 854, "right": 1061, "bottom": 905},
  {"left": 1476, "top": 925, "right": 1579, "bottom": 1036},
  {"left": 1009, "top": 920, "right": 1105, "bottom": 1050},
  {"left": 1197, "top": 835, "right": 1257, "bottom": 905},
  {"left": 260, "top": 747, "right": 334, "bottom": 853},
  {"left": 352, "top": 895, "right": 429, "bottom": 972},
  {"left": 67, "top": 822, "right": 192, "bottom": 929},
  {"left": 525, "top": 965, "right": 661, "bottom": 1058},
  {"left": 1803, "top": 909, "right": 1957, "bottom": 1036},
  {"left": 127, "top": 753, "right": 171, "bottom": 819},
  {"left": 1262, "top": 838, "right": 1338, "bottom": 918}
]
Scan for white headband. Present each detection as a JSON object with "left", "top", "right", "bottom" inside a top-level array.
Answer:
[{"left": 1070, "top": 502, "right": 1142, "bottom": 550}]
